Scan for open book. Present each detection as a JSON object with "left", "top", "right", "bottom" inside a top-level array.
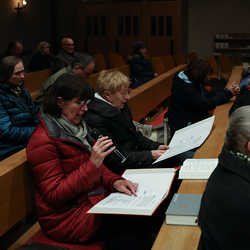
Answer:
[
  {"left": 87, "top": 168, "right": 177, "bottom": 216},
  {"left": 153, "top": 116, "right": 215, "bottom": 164},
  {"left": 179, "top": 158, "right": 218, "bottom": 179}
]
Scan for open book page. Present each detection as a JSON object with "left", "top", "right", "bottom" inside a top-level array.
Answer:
[
  {"left": 153, "top": 116, "right": 215, "bottom": 164},
  {"left": 179, "top": 158, "right": 218, "bottom": 179},
  {"left": 87, "top": 168, "right": 176, "bottom": 216}
]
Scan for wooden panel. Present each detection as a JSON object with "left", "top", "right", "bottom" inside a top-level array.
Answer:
[
  {"left": 24, "top": 68, "right": 53, "bottom": 93},
  {"left": 0, "top": 149, "right": 35, "bottom": 236}
]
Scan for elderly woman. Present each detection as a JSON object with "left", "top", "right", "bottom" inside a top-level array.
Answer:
[
  {"left": 29, "top": 41, "right": 54, "bottom": 72},
  {"left": 84, "top": 70, "right": 169, "bottom": 175},
  {"left": 127, "top": 41, "right": 158, "bottom": 88},
  {"left": 165, "top": 59, "right": 240, "bottom": 163},
  {"left": 0, "top": 56, "right": 39, "bottom": 161},
  {"left": 26, "top": 73, "right": 153, "bottom": 249},
  {"left": 199, "top": 106, "right": 250, "bottom": 250}
]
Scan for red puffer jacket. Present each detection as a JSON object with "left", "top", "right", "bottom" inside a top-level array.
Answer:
[{"left": 26, "top": 112, "right": 122, "bottom": 243}]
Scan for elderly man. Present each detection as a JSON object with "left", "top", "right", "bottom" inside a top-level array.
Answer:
[
  {"left": 34, "top": 54, "right": 95, "bottom": 109},
  {"left": 53, "top": 37, "right": 81, "bottom": 72}
]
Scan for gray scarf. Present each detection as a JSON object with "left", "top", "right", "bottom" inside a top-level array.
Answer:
[{"left": 48, "top": 114, "right": 92, "bottom": 152}]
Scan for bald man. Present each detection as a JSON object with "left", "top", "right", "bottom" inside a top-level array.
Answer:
[{"left": 53, "top": 37, "right": 81, "bottom": 72}]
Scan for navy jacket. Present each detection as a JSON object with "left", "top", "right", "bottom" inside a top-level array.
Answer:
[
  {"left": 165, "top": 72, "right": 233, "bottom": 136},
  {"left": 199, "top": 147, "right": 250, "bottom": 250},
  {"left": 128, "top": 53, "right": 156, "bottom": 88},
  {"left": 0, "top": 83, "right": 39, "bottom": 160}
]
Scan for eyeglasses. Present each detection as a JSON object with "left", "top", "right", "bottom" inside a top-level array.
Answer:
[
  {"left": 64, "top": 44, "right": 74, "bottom": 47},
  {"left": 72, "top": 99, "right": 91, "bottom": 106},
  {"left": 119, "top": 89, "right": 130, "bottom": 97},
  {"left": 80, "top": 67, "right": 92, "bottom": 77}
]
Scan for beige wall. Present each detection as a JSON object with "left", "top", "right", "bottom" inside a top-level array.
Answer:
[{"left": 188, "top": 0, "right": 250, "bottom": 60}]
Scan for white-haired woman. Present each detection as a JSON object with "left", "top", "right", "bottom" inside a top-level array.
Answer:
[{"left": 199, "top": 105, "right": 250, "bottom": 249}]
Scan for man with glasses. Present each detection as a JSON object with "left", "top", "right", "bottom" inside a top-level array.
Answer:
[
  {"left": 53, "top": 37, "right": 81, "bottom": 73},
  {"left": 34, "top": 54, "right": 95, "bottom": 109}
]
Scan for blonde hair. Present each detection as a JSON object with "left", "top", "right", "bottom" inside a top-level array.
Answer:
[
  {"left": 97, "top": 70, "right": 131, "bottom": 98},
  {"left": 34, "top": 41, "right": 50, "bottom": 54}
]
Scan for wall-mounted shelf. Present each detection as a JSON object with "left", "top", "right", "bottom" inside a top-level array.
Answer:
[{"left": 214, "top": 33, "right": 250, "bottom": 60}]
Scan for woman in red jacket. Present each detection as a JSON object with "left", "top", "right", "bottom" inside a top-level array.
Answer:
[{"left": 26, "top": 73, "right": 151, "bottom": 249}]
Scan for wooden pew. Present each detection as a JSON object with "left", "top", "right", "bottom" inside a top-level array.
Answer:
[
  {"left": 0, "top": 149, "right": 34, "bottom": 237},
  {"left": 24, "top": 68, "right": 53, "bottom": 101},
  {"left": 128, "top": 64, "right": 187, "bottom": 123},
  {"left": 151, "top": 65, "right": 243, "bottom": 250}
]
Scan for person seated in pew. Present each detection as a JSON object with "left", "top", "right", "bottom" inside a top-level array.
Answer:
[
  {"left": 229, "top": 82, "right": 250, "bottom": 116},
  {"left": 165, "top": 59, "right": 240, "bottom": 164},
  {"left": 29, "top": 41, "right": 54, "bottom": 72},
  {"left": 84, "top": 70, "right": 169, "bottom": 175},
  {"left": 0, "top": 56, "right": 39, "bottom": 161},
  {"left": 53, "top": 37, "right": 81, "bottom": 73},
  {"left": 127, "top": 41, "right": 158, "bottom": 89},
  {"left": 199, "top": 106, "right": 250, "bottom": 250},
  {"left": 34, "top": 54, "right": 95, "bottom": 109},
  {"left": 26, "top": 73, "right": 155, "bottom": 249}
]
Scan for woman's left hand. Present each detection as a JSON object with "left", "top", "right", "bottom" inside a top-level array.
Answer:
[{"left": 113, "top": 180, "right": 138, "bottom": 196}]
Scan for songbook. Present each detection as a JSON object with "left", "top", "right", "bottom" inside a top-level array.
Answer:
[
  {"left": 87, "top": 168, "right": 177, "bottom": 216},
  {"left": 179, "top": 158, "right": 218, "bottom": 180},
  {"left": 165, "top": 193, "right": 202, "bottom": 226},
  {"left": 153, "top": 116, "right": 215, "bottom": 164}
]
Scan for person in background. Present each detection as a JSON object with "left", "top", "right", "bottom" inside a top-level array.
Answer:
[
  {"left": 165, "top": 59, "right": 240, "bottom": 164},
  {"left": 85, "top": 70, "right": 169, "bottom": 175},
  {"left": 199, "top": 106, "right": 250, "bottom": 250},
  {"left": 27, "top": 73, "right": 154, "bottom": 249},
  {"left": 127, "top": 41, "right": 158, "bottom": 88},
  {"left": 29, "top": 41, "right": 54, "bottom": 72},
  {"left": 3, "top": 40, "right": 23, "bottom": 58},
  {"left": 34, "top": 54, "right": 95, "bottom": 109},
  {"left": 53, "top": 37, "right": 80, "bottom": 72},
  {"left": 0, "top": 56, "right": 39, "bottom": 161}
]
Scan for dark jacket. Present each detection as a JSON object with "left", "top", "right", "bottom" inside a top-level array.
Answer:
[
  {"left": 199, "top": 146, "right": 250, "bottom": 250},
  {"left": 53, "top": 49, "right": 80, "bottom": 73},
  {"left": 84, "top": 97, "right": 161, "bottom": 175},
  {"left": 229, "top": 85, "right": 250, "bottom": 116},
  {"left": 26, "top": 112, "right": 122, "bottom": 243},
  {"left": 128, "top": 53, "right": 156, "bottom": 88},
  {"left": 0, "top": 83, "right": 39, "bottom": 160},
  {"left": 165, "top": 72, "right": 233, "bottom": 136},
  {"left": 29, "top": 52, "right": 54, "bottom": 72}
]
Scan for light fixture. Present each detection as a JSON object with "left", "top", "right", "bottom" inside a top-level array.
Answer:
[{"left": 15, "top": 1, "right": 27, "bottom": 14}]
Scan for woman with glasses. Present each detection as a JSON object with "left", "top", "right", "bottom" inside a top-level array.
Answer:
[
  {"left": 26, "top": 73, "right": 154, "bottom": 249},
  {"left": 85, "top": 70, "right": 169, "bottom": 175},
  {"left": 0, "top": 56, "right": 39, "bottom": 161}
]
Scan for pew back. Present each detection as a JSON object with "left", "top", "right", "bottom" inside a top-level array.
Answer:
[{"left": 25, "top": 68, "right": 53, "bottom": 101}]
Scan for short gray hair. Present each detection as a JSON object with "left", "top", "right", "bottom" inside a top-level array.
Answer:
[
  {"left": 71, "top": 54, "right": 95, "bottom": 69},
  {"left": 225, "top": 105, "right": 250, "bottom": 154}
]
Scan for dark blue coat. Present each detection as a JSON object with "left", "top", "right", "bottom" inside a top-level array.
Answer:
[
  {"left": 0, "top": 83, "right": 39, "bottom": 160},
  {"left": 128, "top": 53, "right": 156, "bottom": 88},
  {"left": 165, "top": 72, "right": 233, "bottom": 136}
]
